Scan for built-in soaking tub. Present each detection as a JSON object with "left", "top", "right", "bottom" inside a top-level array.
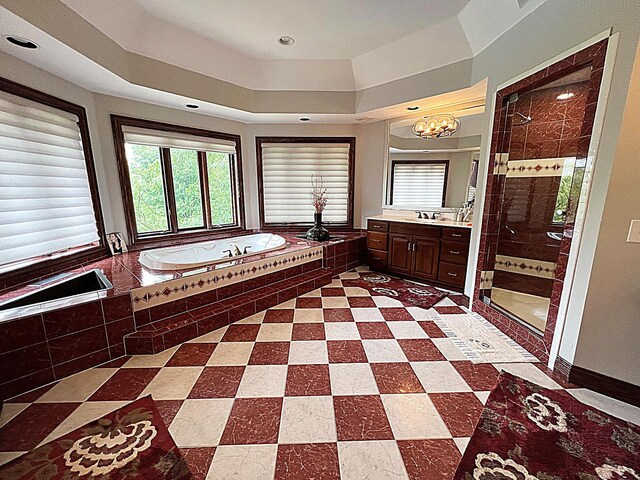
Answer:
[{"left": 138, "top": 233, "right": 288, "bottom": 270}]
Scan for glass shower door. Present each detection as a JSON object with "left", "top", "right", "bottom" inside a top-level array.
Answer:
[{"left": 481, "top": 66, "right": 593, "bottom": 332}]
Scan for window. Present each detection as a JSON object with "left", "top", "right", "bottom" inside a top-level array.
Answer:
[
  {"left": 390, "top": 160, "right": 448, "bottom": 208},
  {"left": 0, "top": 78, "right": 104, "bottom": 275},
  {"left": 256, "top": 137, "right": 355, "bottom": 228},
  {"left": 112, "top": 116, "right": 244, "bottom": 244}
]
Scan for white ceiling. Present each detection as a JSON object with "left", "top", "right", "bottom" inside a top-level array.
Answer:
[{"left": 59, "top": 0, "right": 549, "bottom": 90}]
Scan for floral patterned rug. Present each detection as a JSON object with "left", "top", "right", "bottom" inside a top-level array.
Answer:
[
  {"left": 0, "top": 396, "right": 193, "bottom": 479},
  {"left": 342, "top": 274, "right": 447, "bottom": 310},
  {"left": 454, "top": 372, "right": 639, "bottom": 480}
]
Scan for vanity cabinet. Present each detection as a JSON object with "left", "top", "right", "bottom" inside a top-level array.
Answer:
[{"left": 366, "top": 219, "right": 471, "bottom": 291}]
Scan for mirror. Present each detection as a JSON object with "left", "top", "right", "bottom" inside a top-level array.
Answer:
[{"left": 383, "top": 112, "right": 484, "bottom": 211}]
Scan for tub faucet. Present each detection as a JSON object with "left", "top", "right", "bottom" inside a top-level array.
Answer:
[
  {"left": 222, "top": 249, "right": 233, "bottom": 258},
  {"left": 242, "top": 246, "right": 252, "bottom": 255},
  {"left": 230, "top": 244, "right": 242, "bottom": 256}
]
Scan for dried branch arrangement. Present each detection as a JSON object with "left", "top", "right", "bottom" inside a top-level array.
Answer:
[{"left": 311, "top": 175, "right": 328, "bottom": 214}]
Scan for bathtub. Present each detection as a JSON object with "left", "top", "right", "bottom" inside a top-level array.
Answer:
[{"left": 138, "top": 233, "right": 288, "bottom": 270}]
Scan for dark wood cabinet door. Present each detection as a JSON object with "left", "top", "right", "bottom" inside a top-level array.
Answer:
[
  {"left": 388, "top": 234, "right": 412, "bottom": 275},
  {"left": 411, "top": 236, "right": 440, "bottom": 280}
]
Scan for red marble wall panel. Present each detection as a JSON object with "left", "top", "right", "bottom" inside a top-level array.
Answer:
[{"left": 474, "top": 39, "right": 609, "bottom": 363}]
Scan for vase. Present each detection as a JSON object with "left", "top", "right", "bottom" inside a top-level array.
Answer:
[{"left": 306, "top": 212, "right": 330, "bottom": 241}]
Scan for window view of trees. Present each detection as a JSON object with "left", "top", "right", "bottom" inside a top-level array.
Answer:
[
  {"left": 126, "top": 144, "right": 169, "bottom": 233},
  {"left": 125, "top": 143, "right": 236, "bottom": 235},
  {"left": 170, "top": 148, "right": 204, "bottom": 229},
  {"left": 207, "top": 152, "right": 234, "bottom": 225}
]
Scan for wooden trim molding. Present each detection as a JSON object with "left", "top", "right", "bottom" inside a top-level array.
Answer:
[
  {"left": 255, "top": 136, "right": 356, "bottom": 230},
  {"left": 0, "top": 76, "right": 108, "bottom": 291},
  {"left": 111, "top": 115, "right": 246, "bottom": 246},
  {"left": 554, "top": 356, "right": 640, "bottom": 408}
]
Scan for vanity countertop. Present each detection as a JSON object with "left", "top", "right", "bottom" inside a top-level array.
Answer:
[{"left": 367, "top": 215, "right": 473, "bottom": 229}]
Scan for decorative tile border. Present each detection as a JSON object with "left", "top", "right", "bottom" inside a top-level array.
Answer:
[
  {"left": 132, "top": 246, "right": 323, "bottom": 311},
  {"left": 494, "top": 255, "right": 556, "bottom": 279},
  {"left": 505, "top": 157, "right": 567, "bottom": 177},
  {"left": 479, "top": 271, "right": 494, "bottom": 290},
  {"left": 493, "top": 153, "right": 509, "bottom": 175}
]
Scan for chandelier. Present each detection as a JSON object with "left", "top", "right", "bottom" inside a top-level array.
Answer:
[{"left": 412, "top": 114, "right": 461, "bottom": 139}]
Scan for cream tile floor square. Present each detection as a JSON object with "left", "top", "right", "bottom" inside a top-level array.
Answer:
[
  {"left": 293, "top": 308, "right": 324, "bottom": 323},
  {"left": 140, "top": 366, "right": 203, "bottom": 400},
  {"left": 236, "top": 365, "right": 287, "bottom": 398},
  {"left": 207, "top": 342, "right": 254, "bottom": 365},
  {"left": 169, "top": 399, "right": 234, "bottom": 447},
  {"left": 207, "top": 444, "right": 277, "bottom": 480},
  {"left": 382, "top": 394, "right": 450, "bottom": 439},
  {"left": 352, "top": 308, "right": 385, "bottom": 322},
  {"left": 329, "top": 364, "right": 379, "bottom": 395},
  {"left": 325, "top": 322, "right": 360, "bottom": 340},
  {"left": 338, "top": 440, "right": 408, "bottom": 480},
  {"left": 35, "top": 368, "right": 117, "bottom": 403},
  {"left": 288, "top": 340, "right": 329, "bottom": 364},
  {"left": 256, "top": 323, "right": 293, "bottom": 342},
  {"left": 362, "top": 339, "right": 408, "bottom": 363},
  {"left": 122, "top": 346, "right": 178, "bottom": 368},
  {"left": 322, "top": 297, "right": 350, "bottom": 309},
  {"left": 387, "top": 321, "right": 429, "bottom": 339},
  {"left": 279, "top": 396, "right": 337, "bottom": 443},
  {"left": 411, "top": 361, "right": 472, "bottom": 393}
]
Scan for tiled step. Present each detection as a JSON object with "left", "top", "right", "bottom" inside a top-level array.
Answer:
[{"left": 124, "top": 267, "right": 333, "bottom": 354}]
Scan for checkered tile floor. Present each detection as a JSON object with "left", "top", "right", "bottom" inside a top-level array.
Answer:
[{"left": 1, "top": 267, "right": 639, "bottom": 479}]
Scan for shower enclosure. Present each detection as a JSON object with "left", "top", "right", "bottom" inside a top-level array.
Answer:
[{"left": 475, "top": 39, "right": 609, "bottom": 360}]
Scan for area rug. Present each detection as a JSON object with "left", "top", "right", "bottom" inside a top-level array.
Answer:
[
  {"left": 0, "top": 396, "right": 193, "bottom": 480},
  {"left": 435, "top": 311, "right": 538, "bottom": 363},
  {"left": 342, "top": 273, "right": 447, "bottom": 310},
  {"left": 454, "top": 372, "right": 640, "bottom": 479}
]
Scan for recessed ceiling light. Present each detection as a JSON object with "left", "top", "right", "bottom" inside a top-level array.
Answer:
[
  {"left": 299, "top": 117, "right": 310, "bottom": 122},
  {"left": 4, "top": 35, "right": 38, "bottom": 49},
  {"left": 185, "top": 104, "right": 199, "bottom": 109},
  {"left": 556, "top": 92, "right": 575, "bottom": 100},
  {"left": 278, "top": 36, "right": 295, "bottom": 46},
  {"left": 407, "top": 106, "right": 419, "bottom": 111}
]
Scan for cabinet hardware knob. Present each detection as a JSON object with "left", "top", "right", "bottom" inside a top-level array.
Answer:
[
  {"left": 447, "top": 272, "right": 458, "bottom": 277},
  {"left": 451, "top": 233, "right": 462, "bottom": 237},
  {"left": 412, "top": 243, "right": 417, "bottom": 251},
  {"left": 407, "top": 242, "right": 411, "bottom": 250},
  {"left": 373, "top": 257, "right": 380, "bottom": 261},
  {"left": 450, "top": 251, "right": 460, "bottom": 255},
  {"left": 372, "top": 239, "right": 381, "bottom": 243}
]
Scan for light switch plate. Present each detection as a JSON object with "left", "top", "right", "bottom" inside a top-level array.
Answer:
[{"left": 626, "top": 220, "right": 640, "bottom": 243}]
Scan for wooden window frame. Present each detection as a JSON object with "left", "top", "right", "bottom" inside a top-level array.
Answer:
[
  {"left": 0, "top": 76, "right": 107, "bottom": 290},
  {"left": 111, "top": 115, "right": 245, "bottom": 247},
  {"left": 389, "top": 159, "right": 450, "bottom": 208},
  {"left": 256, "top": 136, "right": 356, "bottom": 230}
]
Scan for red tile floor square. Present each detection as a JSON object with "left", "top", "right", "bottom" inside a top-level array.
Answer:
[{"left": 333, "top": 395, "right": 394, "bottom": 441}]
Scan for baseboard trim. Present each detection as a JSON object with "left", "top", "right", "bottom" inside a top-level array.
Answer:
[{"left": 555, "top": 357, "right": 640, "bottom": 408}]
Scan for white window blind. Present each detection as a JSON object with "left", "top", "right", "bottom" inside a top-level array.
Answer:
[
  {"left": 261, "top": 143, "right": 350, "bottom": 224},
  {"left": 392, "top": 162, "right": 447, "bottom": 208},
  {"left": 122, "top": 126, "right": 236, "bottom": 154},
  {"left": 0, "top": 91, "right": 99, "bottom": 268}
]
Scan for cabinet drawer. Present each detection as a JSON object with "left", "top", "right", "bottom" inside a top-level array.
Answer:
[
  {"left": 367, "top": 231, "right": 388, "bottom": 250},
  {"left": 437, "top": 262, "right": 466, "bottom": 287},
  {"left": 440, "top": 240, "right": 469, "bottom": 265},
  {"left": 368, "top": 220, "right": 389, "bottom": 232},
  {"left": 367, "top": 249, "right": 388, "bottom": 271},
  {"left": 389, "top": 222, "right": 441, "bottom": 238},
  {"left": 442, "top": 227, "right": 470, "bottom": 242}
]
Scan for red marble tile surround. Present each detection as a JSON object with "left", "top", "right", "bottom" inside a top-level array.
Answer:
[
  {"left": 0, "top": 233, "right": 367, "bottom": 400},
  {"left": 473, "top": 40, "right": 608, "bottom": 363}
]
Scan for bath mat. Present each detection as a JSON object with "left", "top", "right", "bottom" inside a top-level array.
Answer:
[
  {"left": 435, "top": 311, "right": 538, "bottom": 363},
  {"left": 0, "top": 396, "right": 194, "bottom": 480},
  {"left": 342, "top": 274, "right": 447, "bottom": 310},
  {"left": 454, "top": 371, "right": 640, "bottom": 479}
]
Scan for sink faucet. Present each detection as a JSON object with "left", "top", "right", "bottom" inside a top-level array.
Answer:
[{"left": 415, "top": 211, "right": 423, "bottom": 219}]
